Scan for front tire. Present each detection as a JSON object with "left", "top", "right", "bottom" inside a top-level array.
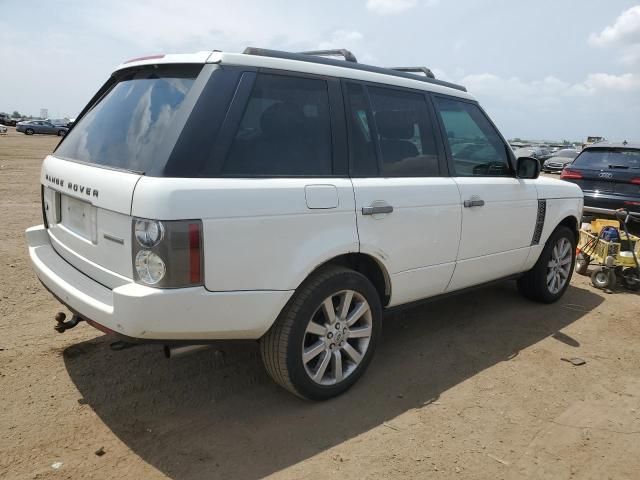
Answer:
[
  {"left": 260, "top": 265, "right": 382, "bottom": 400},
  {"left": 518, "top": 226, "right": 576, "bottom": 303},
  {"left": 57, "top": 130, "right": 66, "bottom": 136},
  {"left": 25, "top": 128, "right": 34, "bottom": 135}
]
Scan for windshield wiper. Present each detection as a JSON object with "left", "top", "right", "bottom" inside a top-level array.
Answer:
[{"left": 609, "top": 164, "right": 629, "bottom": 169}]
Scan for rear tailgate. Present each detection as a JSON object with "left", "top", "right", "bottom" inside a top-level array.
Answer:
[{"left": 42, "top": 155, "right": 140, "bottom": 288}]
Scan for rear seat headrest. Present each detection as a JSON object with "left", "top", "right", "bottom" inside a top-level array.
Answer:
[{"left": 375, "top": 110, "right": 414, "bottom": 140}]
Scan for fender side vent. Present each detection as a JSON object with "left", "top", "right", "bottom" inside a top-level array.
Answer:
[{"left": 531, "top": 200, "right": 546, "bottom": 245}]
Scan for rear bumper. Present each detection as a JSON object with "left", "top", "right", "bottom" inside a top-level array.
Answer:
[
  {"left": 26, "top": 225, "right": 292, "bottom": 340},
  {"left": 583, "top": 193, "right": 640, "bottom": 217}
]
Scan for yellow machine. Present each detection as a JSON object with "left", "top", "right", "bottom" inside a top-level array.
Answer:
[{"left": 576, "top": 213, "right": 640, "bottom": 290}]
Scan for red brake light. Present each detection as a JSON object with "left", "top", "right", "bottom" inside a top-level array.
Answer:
[
  {"left": 188, "top": 223, "right": 202, "bottom": 284},
  {"left": 631, "top": 177, "right": 640, "bottom": 185},
  {"left": 560, "top": 169, "right": 583, "bottom": 180},
  {"left": 124, "top": 54, "right": 165, "bottom": 64}
]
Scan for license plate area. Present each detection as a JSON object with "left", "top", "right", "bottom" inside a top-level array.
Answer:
[{"left": 60, "top": 194, "right": 97, "bottom": 243}]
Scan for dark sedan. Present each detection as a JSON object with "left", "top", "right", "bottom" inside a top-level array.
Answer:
[
  {"left": 561, "top": 142, "right": 640, "bottom": 218},
  {"left": 16, "top": 120, "right": 68, "bottom": 136},
  {"left": 542, "top": 149, "right": 579, "bottom": 173}
]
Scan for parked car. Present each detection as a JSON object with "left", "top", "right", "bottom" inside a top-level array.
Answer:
[
  {"left": 514, "top": 146, "right": 552, "bottom": 164},
  {"left": 0, "top": 115, "right": 17, "bottom": 127},
  {"left": 561, "top": 142, "right": 640, "bottom": 219},
  {"left": 26, "top": 48, "right": 583, "bottom": 400},
  {"left": 542, "top": 149, "right": 579, "bottom": 173},
  {"left": 16, "top": 120, "right": 68, "bottom": 136},
  {"left": 0, "top": 124, "right": 7, "bottom": 135}
]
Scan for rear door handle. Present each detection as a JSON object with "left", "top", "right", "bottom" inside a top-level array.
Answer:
[
  {"left": 463, "top": 198, "right": 485, "bottom": 208},
  {"left": 362, "top": 205, "right": 394, "bottom": 215}
]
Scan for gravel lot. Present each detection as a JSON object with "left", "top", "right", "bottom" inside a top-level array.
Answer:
[{"left": 1, "top": 128, "right": 639, "bottom": 480}]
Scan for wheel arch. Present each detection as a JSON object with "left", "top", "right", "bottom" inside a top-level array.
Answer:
[
  {"left": 307, "top": 253, "right": 392, "bottom": 307},
  {"left": 558, "top": 215, "right": 579, "bottom": 242}
]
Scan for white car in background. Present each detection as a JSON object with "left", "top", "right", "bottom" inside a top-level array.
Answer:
[{"left": 26, "top": 48, "right": 583, "bottom": 400}]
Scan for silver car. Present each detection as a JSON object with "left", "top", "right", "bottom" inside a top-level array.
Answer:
[{"left": 16, "top": 120, "right": 68, "bottom": 136}]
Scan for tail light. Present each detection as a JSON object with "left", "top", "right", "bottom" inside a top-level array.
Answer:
[
  {"left": 630, "top": 177, "right": 640, "bottom": 185},
  {"left": 560, "top": 169, "right": 583, "bottom": 180},
  {"left": 132, "top": 218, "right": 203, "bottom": 288}
]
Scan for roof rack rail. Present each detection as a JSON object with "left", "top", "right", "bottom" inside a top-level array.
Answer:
[
  {"left": 241, "top": 47, "right": 467, "bottom": 92},
  {"left": 298, "top": 49, "right": 358, "bottom": 63},
  {"left": 391, "top": 67, "right": 435, "bottom": 79}
]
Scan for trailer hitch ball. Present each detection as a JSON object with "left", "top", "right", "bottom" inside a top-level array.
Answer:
[{"left": 54, "top": 312, "right": 84, "bottom": 333}]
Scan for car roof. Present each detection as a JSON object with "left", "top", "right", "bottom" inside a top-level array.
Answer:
[
  {"left": 584, "top": 141, "right": 640, "bottom": 150},
  {"left": 114, "top": 49, "right": 476, "bottom": 101}
]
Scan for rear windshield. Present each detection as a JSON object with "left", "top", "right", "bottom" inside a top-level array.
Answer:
[
  {"left": 55, "top": 65, "right": 201, "bottom": 174},
  {"left": 573, "top": 148, "right": 640, "bottom": 170}
]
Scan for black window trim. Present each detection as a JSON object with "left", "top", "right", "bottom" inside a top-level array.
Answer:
[
  {"left": 341, "top": 78, "right": 449, "bottom": 178},
  {"left": 213, "top": 67, "right": 348, "bottom": 178},
  {"left": 431, "top": 92, "right": 517, "bottom": 178}
]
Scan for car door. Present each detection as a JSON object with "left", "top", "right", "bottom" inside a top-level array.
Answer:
[
  {"left": 432, "top": 95, "right": 539, "bottom": 291},
  {"left": 345, "top": 82, "right": 462, "bottom": 307}
]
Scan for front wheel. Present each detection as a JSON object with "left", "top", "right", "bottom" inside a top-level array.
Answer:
[
  {"left": 57, "top": 130, "right": 66, "bottom": 136},
  {"left": 591, "top": 268, "right": 615, "bottom": 289},
  {"left": 260, "top": 266, "right": 381, "bottom": 400},
  {"left": 518, "top": 226, "right": 576, "bottom": 303},
  {"left": 25, "top": 128, "right": 34, "bottom": 135}
]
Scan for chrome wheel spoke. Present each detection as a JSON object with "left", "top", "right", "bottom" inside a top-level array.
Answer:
[
  {"left": 322, "top": 298, "right": 336, "bottom": 324},
  {"left": 306, "top": 321, "right": 326, "bottom": 336},
  {"left": 547, "top": 269, "right": 556, "bottom": 283},
  {"left": 332, "top": 350, "right": 343, "bottom": 382},
  {"left": 303, "top": 341, "right": 325, "bottom": 364},
  {"left": 343, "top": 343, "right": 363, "bottom": 364},
  {"left": 312, "top": 351, "right": 331, "bottom": 382},
  {"left": 337, "top": 290, "right": 354, "bottom": 321},
  {"left": 349, "top": 324, "right": 372, "bottom": 339},
  {"left": 346, "top": 302, "right": 369, "bottom": 327}
]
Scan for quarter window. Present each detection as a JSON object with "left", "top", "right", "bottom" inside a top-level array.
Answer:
[
  {"left": 222, "top": 74, "right": 333, "bottom": 176},
  {"left": 434, "top": 97, "right": 511, "bottom": 176}
]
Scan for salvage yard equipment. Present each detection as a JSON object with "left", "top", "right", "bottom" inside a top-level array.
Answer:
[{"left": 576, "top": 209, "right": 640, "bottom": 290}]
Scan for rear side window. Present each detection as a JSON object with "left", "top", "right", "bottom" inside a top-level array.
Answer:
[
  {"left": 435, "top": 97, "right": 511, "bottom": 176},
  {"left": 56, "top": 65, "right": 201, "bottom": 174},
  {"left": 222, "top": 73, "right": 332, "bottom": 176},
  {"left": 573, "top": 149, "right": 640, "bottom": 170},
  {"left": 345, "top": 84, "right": 441, "bottom": 177},
  {"left": 369, "top": 87, "right": 440, "bottom": 177}
]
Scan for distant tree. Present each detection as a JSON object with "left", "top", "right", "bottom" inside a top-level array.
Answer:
[
  {"left": 11, "top": 111, "right": 21, "bottom": 118},
  {"left": 512, "top": 137, "right": 523, "bottom": 142}
]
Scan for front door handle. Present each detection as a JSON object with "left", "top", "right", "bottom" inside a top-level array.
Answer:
[
  {"left": 362, "top": 205, "right": 394, "bottom": 215},
  {"left": 463, "top": 198, "right": 485, "bottom": 208}
]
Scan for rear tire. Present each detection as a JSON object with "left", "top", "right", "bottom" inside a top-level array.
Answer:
[
  {"left": 57, "top": 130, "right": 66, "bottom": 136},
  {"left": 575, "top": 252, "right": 590, "bottom": 275},
  {"left": 518, "top": 226, "right": 576, "bottom": 303},
  {"left": 260, "top": 265, "right": 382, "bottom": 400},
  {"left": 591, "top": 268, "right": 615, "bottom": 289},
  {"left": 25, "top": 128, "right": 34, "bottom": 135}
]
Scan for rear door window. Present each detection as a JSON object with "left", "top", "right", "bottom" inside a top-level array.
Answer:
[
  {"left": 222, "top": 73, "right": 333, "bottom": 176},
  {"left": 56, "top": 65, "right": 201, "bottom": 174},
  {"left": 368, "top": 86, "right": 441, "bottom": 177},
  {"left": 434, "top": 97, "right": 512, "bottom": 176}
]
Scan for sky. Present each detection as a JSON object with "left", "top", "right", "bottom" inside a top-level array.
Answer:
[{"left": 1, "top": 0, "right": 639, "bottom": 141}]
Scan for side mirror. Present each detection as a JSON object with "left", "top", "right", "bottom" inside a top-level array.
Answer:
[{"left": 517, "top": 156, "right": 540, "bottom": 179}]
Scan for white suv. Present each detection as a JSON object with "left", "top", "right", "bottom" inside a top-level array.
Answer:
[{"left": 26, "top": 48, "right": 583, "bottom": 399}]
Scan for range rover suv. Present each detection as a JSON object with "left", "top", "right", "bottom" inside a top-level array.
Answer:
[{"left": 26, "top": 48, "right": 583, "bottom": 400}]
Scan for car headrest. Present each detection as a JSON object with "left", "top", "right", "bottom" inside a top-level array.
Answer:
[
  {"left": 261, "top": 102, "right": 306, "bottom": 138},
  {"left": 375, "top": 110, "right": 414, "bottom": 140}
]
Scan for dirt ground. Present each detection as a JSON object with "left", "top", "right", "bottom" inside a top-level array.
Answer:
[{"left": 1, "top": 128, "right": 639, "bottom": 480}]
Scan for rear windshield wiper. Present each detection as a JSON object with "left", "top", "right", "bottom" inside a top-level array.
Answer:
[{"left": 609, "top": 164, "right": 629, "bottom": 169}]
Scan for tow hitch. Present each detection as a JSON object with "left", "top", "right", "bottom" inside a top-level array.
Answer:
[{"left": 54, "top": 312, "right": 84, "bottom": 333}]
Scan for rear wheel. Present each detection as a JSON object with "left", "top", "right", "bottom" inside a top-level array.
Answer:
[
  {"left": 591, "top": 268, "right": 615, "bottom": 289},
  {"left": 260, "top": 265, "right": 381, "bottom": 400},
  {"left": 621, "top": 267, "right": 640, "bottom": 291},
  {"left": 57, "top": 130, "right": 66, "bottom": 136},
  {"left": 518, "top": 226, "right": 576, "bottom": 303},
  {"left": 575, "top": 252, "right": 590, "bottom": 275},
  {"left": 25, "top": 128, "right": 34, "bottom": 135}
]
